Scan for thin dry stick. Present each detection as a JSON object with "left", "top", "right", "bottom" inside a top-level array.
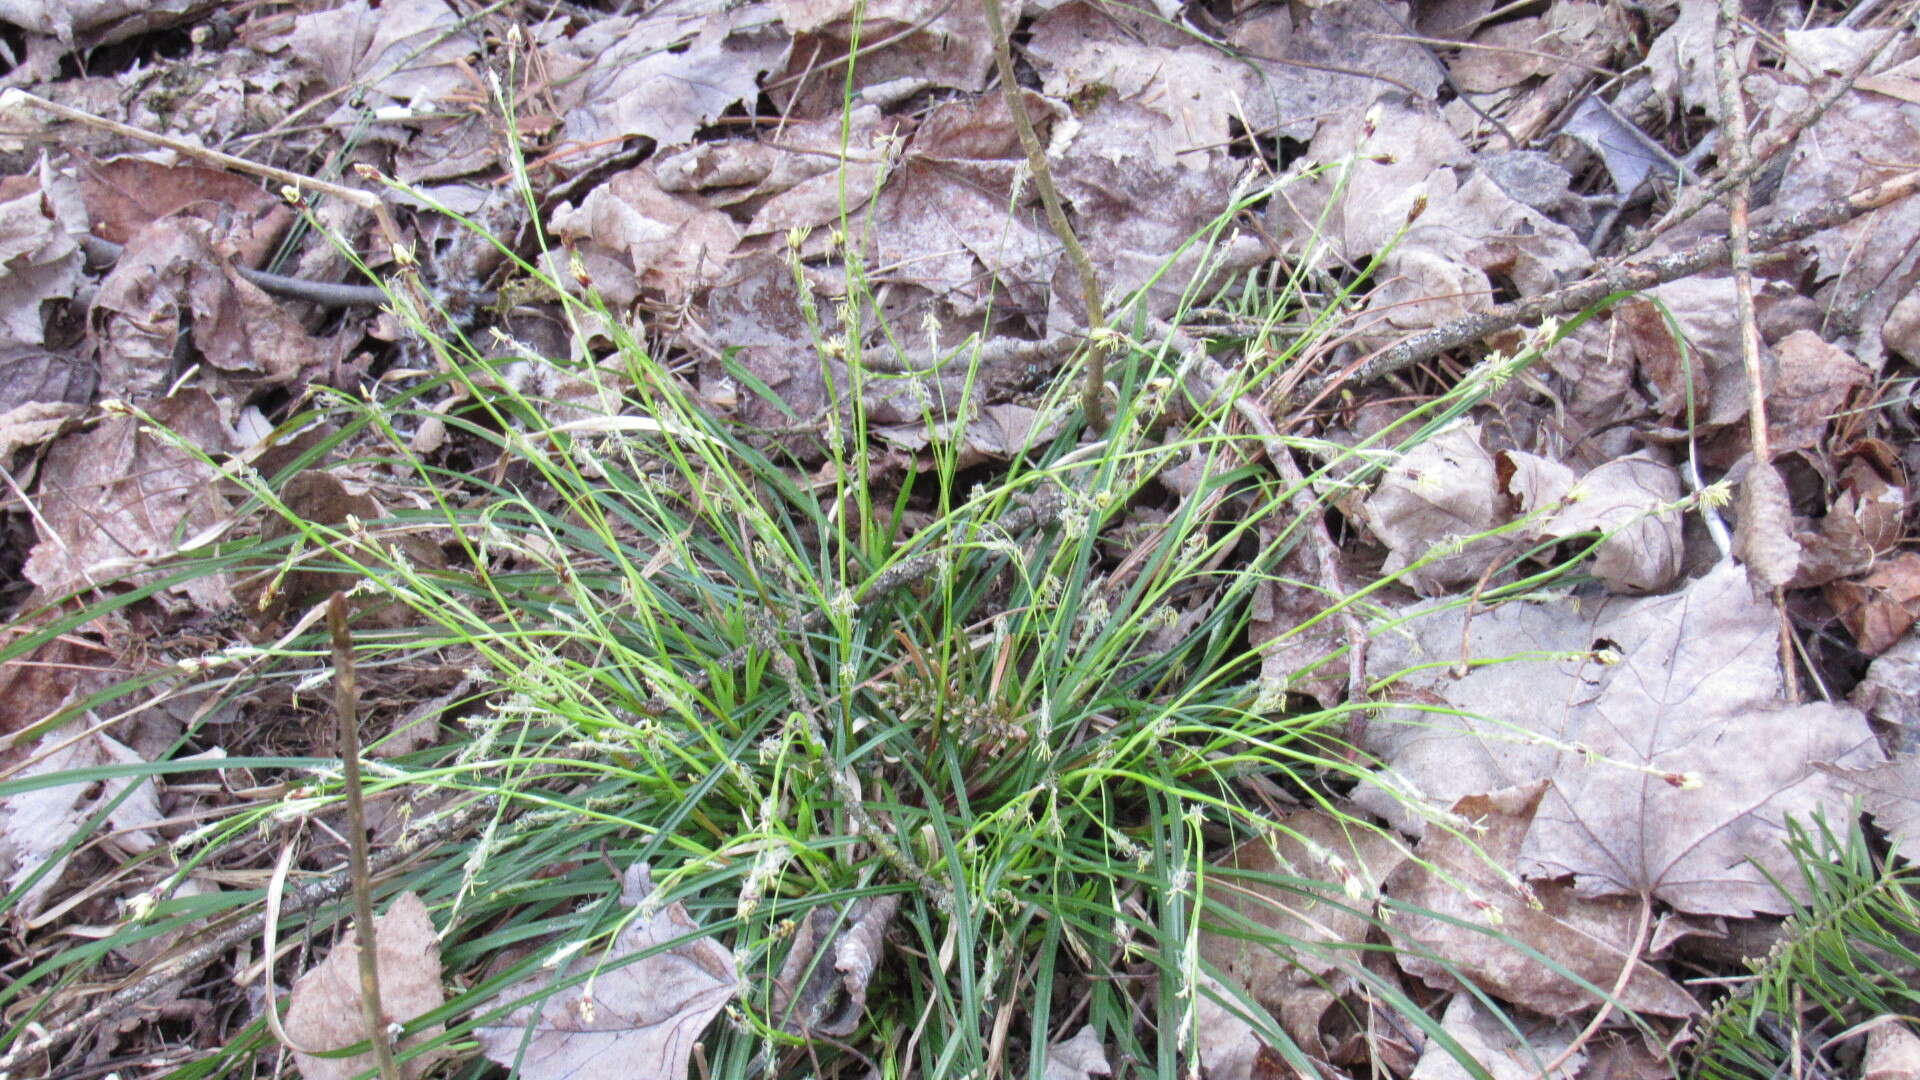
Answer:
[
  {"left": 1715, "top": 0, "right": 1801, "bottom": 702},
  {"left": 1536, "top": 893, "right": 1655, "bottom": 1077},
  {"left": 980, "top": 0, "right": 1110, "bottom": 430},
  {"left": 1298, "top": 163, "right": 1920, "bottom": 401},
  {"left": 0, "top": 89, "right": 403, "bottom": 251},
  {"left": 328, "top": 593, "right": 402, "bottom": 1080}
]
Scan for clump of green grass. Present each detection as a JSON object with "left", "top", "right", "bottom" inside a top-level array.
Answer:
[{"left": 0, "top": 130, "right": 1770, "bottom": 1080}]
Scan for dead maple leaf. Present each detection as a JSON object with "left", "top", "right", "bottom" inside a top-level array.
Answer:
[
  {"left": 283, "top": 891, "right": 446, "bottom": 1080},
  {"left": 476, "top": 862, "right": 740, "bottom": 1080},
  {"left": 544, "top": 0, "right": 788, "bottom": 163},
  {"left": 1384, "top": 782, "right": 1699, "bottom": 1018},
  {"left": 1361, "top": 560, "right": 1884, "bottom": 917}
]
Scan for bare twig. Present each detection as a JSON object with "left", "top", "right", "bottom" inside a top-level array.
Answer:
[
  {"left": 981, "top": 0, "right": 1110, "bottom": 430},
  {"left": 329, "top": 594, "right": 402, "bottom": 1080},
  {"left": 1537, "top": 893, "right": 1655, "bottom": 1077}
]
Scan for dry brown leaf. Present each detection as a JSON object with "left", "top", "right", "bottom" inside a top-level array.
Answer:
[
  {"left": 870, "top": 92, "right": 1057, "bottom": 318},
  {"left": 77, "top": 156, "right": 289, "bottom": 266},
  {"left": 1615, "top": 278, "right": 1750, "bottom": 433},
  {"left": 1051, "top": 99, "right": 1266, "bottom": 327},
  {"left": 0, "top": 0, "right": 203, "bottom": 43},
  {"left": 1506, "top": 449, "right": 1685, "bottom": 595},
  {"left": 1250, "top": 537, "right": 1348, "bottom": 707},
  {"left": 1191, "top": 972, "right": 1267, "bottom": 1080},
  {"left": 1826, "top": 552, "right": 1920, "bottom": 657},
  {"left": 1, "top": 728, "right": 163, "bottom": 917},
  {"left": 1200, "top": 810, "right": 1406, "bottom": 1056},
  {"left": 1229, "top": 1, "right": 1444, "bottom": 142},
  {"left": 1862, "top": 1019, "right": 1920, "bottom": 1080},
  {"left": 1027, "top": 2, "right": 1246, "bottom": 160},
  {"left": 1769, "top": 84, "right": 1920, "bottom": 368},
  {"left": 283, "top": 891, "right": 446, "bottom": 1080},
  {"left": 769, "top": 0, "right": 996, "bottom": 116},
  {"left": 1643, "top": 0, "right": 1730, "bottom": 113},
  {"left": 0, "top": 349, "right": 91, "bottom": 458},
  {"left": 770, "top": 895, "right": 898, "bottom": 1036},
  {"left": 546, "top": 0, "right": 788, "bottom": 160},
  {"left": 1409, "top": 995, "right": 1583, "bottom": 1080},
  {"left": 1043, "top": 1025, "right": 1112, "bottom": 1080},
  {"left": 1851, "top": 631, "right": 1920, "bottom": 753},
  {"left": 1815, "top": 753, "right": 1920, "bottom": 859},
  {"left": 1766, "top": 331, "right": 1868, "bottom": 455},
  {"left": 547, "top": 166, "right": 741, "bottom": 305},
  {"left": 1384, "top": 782, "right": 1699, "bottom": 1018},
  {"left": 1791, "top": 440, "right": 1908, "bottom": 588},
  {"left": 89, "top": 220, "right": 354, "bottom": 402},
  {"left": 1451, "top": 17, "right": 1558, "bottom": 93},
  {"left": 0, "top": 159, "right": 86, "bottom": 352},
  {"left": 278, "top": 0, "right": 488, "bottom": 179},
  {"left": 1360, "top": 422, "right": 1520, "bottom": 595},
  {"left": 476, "top": 862, "right": 740, "bottom": 1080},
  {"left": 23, "top": 390, "right": 236, "bottom": 607}
]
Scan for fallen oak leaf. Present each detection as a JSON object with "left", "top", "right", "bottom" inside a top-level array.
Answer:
[{"left": 477, "top": 863, "right": 740, "bottom": 1080}]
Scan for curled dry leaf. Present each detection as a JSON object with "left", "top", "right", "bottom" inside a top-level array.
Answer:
[
  {"left": 0, "top": 158, "right": 86, "bottom": 352},
  {"left": 283, "top": 891, "right": 446, "bottom": 1080},
  {"left": 476, "top": 863, "right": 739, "bottom": 1080},
  {"left": 89, "top": 219, "right": 355, "bottom": 402},
  {"left": 1733, "top": 456, "right": 1801, "bottom": 591},
  {"left": 1384, "top": 782, "right": 1698, "bottom": 1019},
  {"left": 771, "top": 894, "right": 898, "bottom": 1037},
  {"left": 1791, "top": 439, "right": 1908, "bottom": 588}
]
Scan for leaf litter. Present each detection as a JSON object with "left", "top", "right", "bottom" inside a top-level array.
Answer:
[{"left": 3, "top": 0, "right": 1920, "bottom": 1077}]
